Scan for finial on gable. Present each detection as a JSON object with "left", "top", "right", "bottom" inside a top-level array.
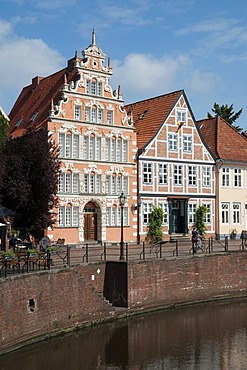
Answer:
[{"left": 92, "top": 28, "right": 96, "bottom": 45}]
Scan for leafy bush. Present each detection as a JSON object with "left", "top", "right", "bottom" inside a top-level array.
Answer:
[{"left": 147, "top": 207, "right": 164, "bottom": 243}]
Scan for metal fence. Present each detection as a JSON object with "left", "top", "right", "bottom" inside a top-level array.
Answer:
[{"left": 0, "top": 237, "right": 246, "bottom": 279}]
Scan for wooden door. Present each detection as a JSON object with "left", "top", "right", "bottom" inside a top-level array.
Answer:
[{"left": 84, "top": 213, "right": 97, "bottom": 241}]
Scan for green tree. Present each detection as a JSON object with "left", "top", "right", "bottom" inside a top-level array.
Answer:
[
  {"left": 147, "top": 207, "right": 164, "bottom": 243},
  {"left": 0, "top": 110, "right": 9, "bottom": 153},
  {"left": 207, "top": 103, "right": 243, "bottom": 132},
  {"left": 195, "top": 205, "right": 208, "bottom": 236},
  {"left": 0, "top": 128, "right": 60, "bottom": 235}
]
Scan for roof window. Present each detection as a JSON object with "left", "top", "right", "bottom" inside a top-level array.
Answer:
[
  {"left": 15, "top": 118, "right": 22, "bottom": 127},
  {"left": 30, "top": 112, "right": 38, "bottom": 122}
]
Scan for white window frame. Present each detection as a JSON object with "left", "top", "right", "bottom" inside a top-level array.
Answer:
[
  {"left": 107, "top": 110, "right": 114, "bottom": 125},
  {"left": 188, "top": 203, "right": 197, "bottom": 224},
  {"left": 58, "top": 206, "right": 79, "bottom": 227},
  {"left": 58, "top": 133, "right": 79, "bottom": 159},
  {"left": 188, "top": 165, "right": 197, "bottom": 186},
  {"left": 168, "top": 133, "right": 178, "bottom": 151},
  {"left": 234, "top": 168, "right": 242, "bottom": 188},
  {"left": 203, "top": 203, "right": 211, "bottom": 224},
  {"left": 222, "top": 167, "right": 230, "bottom": 187},
  {"left": 158, "top": 163, "right": 168, "bottom": 185},
  {"left": 143, "top": 202, "right": 153, "bottom": 225},
  {"left": 202, "top": 166, "right": 211, "bottom": 187},
  {"left": 143, "top": 162, "right": 153, "bottom": 185},
  {"left": 84, "top": 174, "right": 101, "bottom": 193},
  {"left": 74, "top": 105, "right": 81, "bottom": 120},
  {"left": 176, "top": 109, "right": 187, "bottom": 125},
  {"left": 105, "top": 138, "right": 128, "bottom": 162},
  {"left": 221, "top": 202, "right": 230, "bottom": 224},
  {"left": 232, "top": 202, "right": 241, "bottom": 224},
  {"left": 105, "top": 175, "right": 128, "bottom": 195},
  {"left": 173, "top": 164, "right": 183, "bottom": 186},
  {"left": 86, "top": 78, "right": 103, "bottom": 96},
  {"left": 183, "top": 135, "right": 192, "bottom": 153},
  {"left": 83, "top": 136, "right": 101, "bottom": 160},
  {"left": 158, "top": 202, "right": 168, "bottom": 224},
  {"left": 106, "top": 207, "right": 128, "bottom": 226}
]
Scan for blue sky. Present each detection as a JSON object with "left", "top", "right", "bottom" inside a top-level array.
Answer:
[{"left": 1, "top": 0, "right": 247, "bottom": 130}]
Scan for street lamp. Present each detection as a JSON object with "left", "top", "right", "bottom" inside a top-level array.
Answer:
[{"left": 118, "top": 191, "right": 126, "bottom": 260}]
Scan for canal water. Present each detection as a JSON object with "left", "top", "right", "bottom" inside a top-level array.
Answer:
[{"left": 1, "top": 299, "right": 247, "bottom": 370}]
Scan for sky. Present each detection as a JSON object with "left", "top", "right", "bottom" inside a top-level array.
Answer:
[{"left": 1, "top": 0, "right": 247, "bottom": 130}]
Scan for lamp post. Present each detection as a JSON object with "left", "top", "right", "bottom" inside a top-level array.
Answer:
[{"left": 119, "top": 191, "right": 126, "bottom": 260}]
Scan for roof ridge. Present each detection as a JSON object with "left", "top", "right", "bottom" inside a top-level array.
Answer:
[{"left": 125, "top": 89, "right": 183, "bottom": 107}]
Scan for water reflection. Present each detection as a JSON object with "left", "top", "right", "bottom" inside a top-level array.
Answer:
[{"left": 1, "top": 299, "right": 247, "bottom": 369}]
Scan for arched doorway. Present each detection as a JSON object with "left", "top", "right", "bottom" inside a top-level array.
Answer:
[{"left": 84, "top": 202, "right": 98, "bottom": 241}]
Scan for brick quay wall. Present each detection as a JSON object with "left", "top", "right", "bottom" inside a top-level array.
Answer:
[{"left": 1, "top": 252, "right": 247, "bottom": 355}]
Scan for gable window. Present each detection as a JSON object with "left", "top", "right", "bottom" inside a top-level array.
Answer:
[
  {"left": 168, "top": 133, "right": 178, "bottom": 151},
  {"left": 85, "top": 106, "right": 103, "bottom": 123},
  {"left": 188, "top": 165, "right": 197, "bottom": 186},
  {"left": 183, "top": 135, "right": 192, "bottom": 153},
  {"left": 86, "top": 79, "right": 103, "bottom": 96},
  {"left": 234, "top": 168, "right": 242, "bottom": 187},
  {"left": 158, "top": 163, "right": 168, "bottom": 185},
  {"left": 58, "top": 133, "right": 79, "bottom": 159},
  {"left": 173, "top": 164, "right": 183, "bottom": 186},
  {"left": 222, "top": 167, "right": 230, "bottom": 187},
  {"left": 176, "top": 109, "right": 187, "bottom": 124},
  {"left": 74, "top": 105, "right": 81, "bottom": 120},
  {"left": 221, "top": 202, "right": 229, "bottom": 224},
  {"left": 142, "top": 162, "right": 153, "bottom": 184},
  {"left": 202, "top": 166, "right": 211, "bottom": 187},
  {"left": 232, "top": 202, "right": 241, "bottom": 224}
]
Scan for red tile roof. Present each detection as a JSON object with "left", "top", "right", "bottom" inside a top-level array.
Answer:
[
  {"left": 197, "top": 116, "right": 247, "bottom": 161},
  {"left": 125, "top": 90, "right": 183, "bottom": 149},
  {"left": 9, "top": 59, "right": 78, "bottom": 137}
]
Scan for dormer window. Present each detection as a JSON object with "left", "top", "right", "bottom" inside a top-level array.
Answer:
[
  {"left": 15, "top": 118, "right": 22, "bottom": 127},
  {"left": 30, "top": 112, "right": 38, "bottom": 122}
]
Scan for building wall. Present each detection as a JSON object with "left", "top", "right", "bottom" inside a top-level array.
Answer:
[
  {"left": 217, "top": 163, "right": 247, "bottom": 238},
  {"left": 138, "top": 95, "right": 216, "bottom": 240},
  {"left": 2, "top": 253, "right": 247, "bottom": 354}
]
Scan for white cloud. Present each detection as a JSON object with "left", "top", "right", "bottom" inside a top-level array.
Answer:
[
  {"left": 111, "top": 52, "right": 218, "bottom": 103},
  {"left": 0, "top": 19, "right": 65, "bottom": 113},
  {"left": 35, "top": 0, "right": 77, "bottom": 10}
]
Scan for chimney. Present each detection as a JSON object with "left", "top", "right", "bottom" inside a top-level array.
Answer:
[{"left": 31, "top": 76, "right": 44, "bottom": 89}]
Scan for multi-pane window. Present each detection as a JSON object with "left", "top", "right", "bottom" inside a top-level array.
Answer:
[
  {"left": 202, "top": 166, "right": 211, "bottom": 187},
  {"left": 221, "top": 202, "right": 230, "bottom": 224},
  {"left": 85, "top": 106, "right": 103, "bottom": 123},
  {"left": 203, "top": 203, "right": 211, "bottom": 224},
  {"left": 143, "top": 162, "right": 153, "bottom": 184},
  {"left": 58, "top": 173, "right": 79, "bottom": 193},
  {"left": 58, "top": 206, "right": 79, "bottom": 227},
  {"left": 177, "top": 109, "right": 187, "bottom": 124},
  {"left": 58, "top": 133, "right": 79, "bottom": 159},
  {"left": 168, "top": 133, "right": 178, "bottom": 151},
  {"left": 84, "top": 174, "right": 101, "bottom": 193},
  {"left": 107, "top": 110, "right": 114, "bottom": 125},
  {"left": 234, "top": 168, "right": 242, "bottom": 187},
  {"left": 106, "top": 207, "right": 128, "bottom": 226},
  {"left": 188, "top": 165, "right": 197, "bottom": 186},
  {"left": 105, "top": 175, "right": 128, "bottom": 195},
  {"left": 222, "top": 167, "right": 230, "bottom": 187},
  {"left": 173, "top": 165, "right": 183, "bottom": 186},
  {"left": 232, "top": 202, "right": 241, "bottom": 224},
  {"left": 143, "top": 202, "right": 153, "bottom": 225},
  {"left": 86, "top": 79, "right": 103, "bottom": 96},
  {"left": 188, "top": 203, "right": 197, "bottom": 224},
  {"left": 183, "top": 135, "right": 192, "bottom": 152},
  {"left": 105, "top": 138, "right": 128, "bottom": 162},
  {"left": 158, "top": 163, "right": 168, "bottom": 185},
  {"left": 158, "top": 202, "right": 168, "bottom": 224},
  {"left": 74, "top": 105, "right": 81, "bottom": 120},
  {"left": 83, "top": 136, "right": 101, "bottom": 160}
]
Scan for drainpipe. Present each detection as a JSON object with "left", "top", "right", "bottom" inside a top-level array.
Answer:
[
  {"left": 136, "top": 148, "right": 145, "bottom": 244},
  {"left": 216, "top": 159, "right": 224, "bottom": 239}
]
